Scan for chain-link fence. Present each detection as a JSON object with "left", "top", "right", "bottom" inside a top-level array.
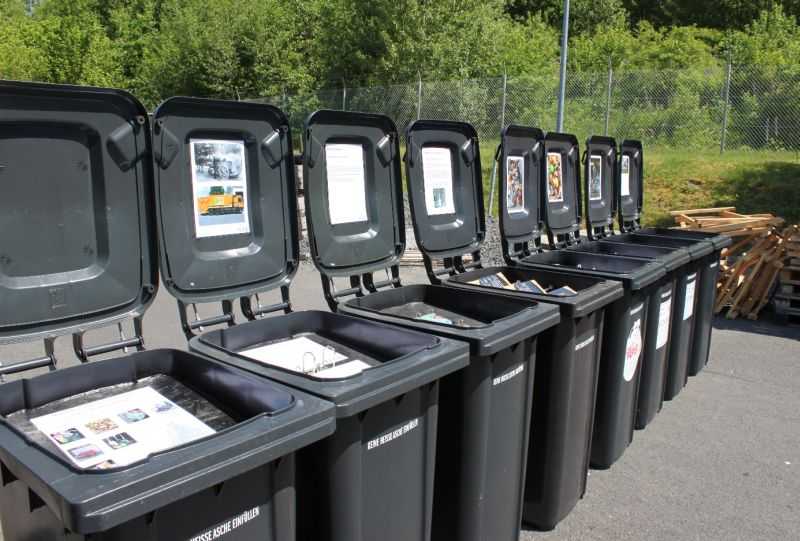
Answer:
[{"left": 253, "top": 60, "right": 800, "bottom": 153}]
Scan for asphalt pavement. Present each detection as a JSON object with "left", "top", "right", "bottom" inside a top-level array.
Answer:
[{"left": 1, "top": 264, "right": 798, "bottom": 541}]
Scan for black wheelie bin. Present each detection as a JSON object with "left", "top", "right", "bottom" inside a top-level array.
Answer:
[
  {"left": 154, "top": 100, "right": 472, "bottom": 541},
  {"left": 496, "top": 131, "right": 667, "bottom": 470},
  {"left": 569, "top": 136, "right": 692, "bottom": 429},
  {"left": 0, "top": 82, "right": 336, "bottom": 541},
  {"left": 404, "top": 122, "right": 623, "bottom": 530},
  {"left": 606, "top": 141, "right": 730, "bottom": 386},
  {"left": 297, "top": 111, "right": 562, "bottom": 541}
]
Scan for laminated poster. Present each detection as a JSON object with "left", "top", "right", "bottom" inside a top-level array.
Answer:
[
  {"left": 422, "top": 147, "right": 456, "bottom": 216},
  {"left": 589, "top": 155, "right": 603, "bottom": 201},
  {"left": 190, "top": 139, "right": 251, "bottom": 238},
  {"left": 506, "top": 156, "right": 525, "bottom": 213},
  {"left": 32, "top": 387, "right": 215, "bottom": 470},
  {"left": 241, "top": 336, "right": 369, "bottom": 379},
  {"left": 620, "top": 155, "right": 631, "bottom": 197},
  {"left": 547, "top": 152, "right": 564, "bottom": 203},
  {"left": 325, "top": 143, "right": 369, "bottom": 225}
]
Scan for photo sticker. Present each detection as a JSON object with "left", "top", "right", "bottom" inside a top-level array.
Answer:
[
  {"left": 104, "top": 432, "right": 137, "bottom": 450},
  {"left": 68, "top": 444, "right": 104, "bottom": 462},
  {"left": 432, "top": 188, "right": 447, "bottom": 209},
  {"left": 154, "top": 401, "right": 175, "bottom": 413},
  {"left": 190, "top": 139, "right": 251, "bottom": 238},
  {"left": 50, "top": 428, "right": 84, "bottom": 445},
  {"left": 118, "top": 409, "right": 149, "bottom": 424},
  {"left": 589, "top": 155, "right": 603, "bottom": 201},
  {"left": 506, "top": 156, "right": 525, "bottom": 213},
  {"left": 85, "top": 418, "right": 118, "bottom": 435},
  {"left": 547, "top": 152, "right": 564, "bottom": 203},
  {"left": 620, "top": 155, "right": 631, "bottom": 197}
]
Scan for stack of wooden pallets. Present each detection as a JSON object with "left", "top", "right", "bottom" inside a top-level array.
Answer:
[
  {"left": 774, "top": 226, "right": 800, "bottom": 323},
  {"left": 670, "top": 207, "right": 795, "bottom": 321}
]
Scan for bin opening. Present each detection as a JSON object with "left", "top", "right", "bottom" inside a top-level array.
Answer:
[
  {"left": 199, "top": 311, "right": 440, "bottom": 381},
  {"left": 344, "top": 284, "right": 536, "bottom": 328},
  {"left": 0, "top": 350, "right": 296, "bottom": 472},
  {"left": 522, "top": 250, "right": 648, "bottom": 274},
  {"left": 448, "top": 266, "right": 598, "bottom": 296}
]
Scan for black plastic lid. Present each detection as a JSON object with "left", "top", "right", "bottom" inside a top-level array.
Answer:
[
  {"left": 498, "top": 125, "right": 544, "bottom": 245},
  {"left": 0, "top": 81, "right": 157, "bottom": 342},
  {"left": 303, "top": 110, "right": 404, "bottom": 277},
  {"left": 541, "top": 132, "right": 581, "bottom": 242},
  {"left": 404, "top": 119, "right": 485, "bottom": 259},
  {"left": 151, "top": 97, "right": 298, "bottom": 304},
  {"left": 618, "top": 140, "right": 643, "bottom": 226},
  {"left": 584, "top": 135, "right": 617, "bottom": 239}
]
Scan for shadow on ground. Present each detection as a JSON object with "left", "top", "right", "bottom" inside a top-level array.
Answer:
[
  {"left": 712, "top": 161, "right": 800, "bottom": 224},
  {"left": 712, "top": 312, "right": 800, "bottom": 340}
]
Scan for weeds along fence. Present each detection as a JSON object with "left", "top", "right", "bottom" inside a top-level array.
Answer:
[{"left": 252, "top": 60, "right": 800, "bottom": 154}]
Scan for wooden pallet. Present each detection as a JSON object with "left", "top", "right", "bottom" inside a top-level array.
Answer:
[{"left": 672, "top": 209, "right": 796, "bottom": 321}]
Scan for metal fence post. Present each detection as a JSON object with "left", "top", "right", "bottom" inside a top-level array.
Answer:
[
  {"left": 604, "top": 57, "right": 613, "bottom": 136},
  {"left": 417, "top": 72, "right": 422, "bottom": 120},
  {"left": 556, "top": 0, "right": 571, "bottom": 131},
  {"left": 342, "top": 79, "right": 347, "bottom": 111},
  {"left": 720, "top": 56, "right": 732, "bottom": 154},
  {"left": 488, "top": 72, "right": 507, "bottom": 218}
]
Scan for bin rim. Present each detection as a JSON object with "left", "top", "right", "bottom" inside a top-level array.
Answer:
[
  {"left": 498, "top": 124, "right": 546, "bottom": 248},
  {"left": 150, "top": 96, "right": 300, "bottom": 305},
  {"left": 302, "top": 109, "right": 405, "bottom": 277},
  {"left": 0, "top": 80, "right": 158, "bottom": 343}
]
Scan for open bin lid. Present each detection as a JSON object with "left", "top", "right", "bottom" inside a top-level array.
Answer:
[
  {"left": 542, "top": 132, "right": 582, "bottom": 247},
  {"left": 498, "top": 125, "right": 544, "bottom": 248},
  {"left": 584, "top": 136, "right": 617, "bottom": 240},
  {"left": 404, "top": 120, "right": 485, "bottom": 259},
  {"left": 617, "top": 140, "right": 643, "bottom": 229},
  {"left": 303, "top": 110, "right": 404, "bottom": 277},
  {"left": 0, "top": 81, "right": 157, "bottom": 342},
  {"left": 151, "top": 97, "right": 299, "bottom": 304}
]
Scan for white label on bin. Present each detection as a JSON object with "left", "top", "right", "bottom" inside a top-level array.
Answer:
[
  {"left": 31, "top": 387, "right": 215, "bottom": 470},
  {"left": 684, "top": 275, "right": 697, "bottom": 321},
  {"left": 493, "top": 364, "right": 525, "bottom": 386},
  {"left": 422, "top": 147, "right": 456, "bottom": 216},
  {"left": 367, "top": 418, "right": 420, "bottom": 451},
  {"left": 656, "top": 297, "right": 672, "bottom": 350},
  {"left": 710, "top": 262, "right": 719, "bottom": 269},
  {"left": 623, "top": 317, "right": 643, "bottom": 382},
  {"left": 188, "top": 506, "right": 262, "bottom": 541},
  {"left": 325, "top": 143, "right": 369, "bottom": 225},
  {"left": 575, "top": 334, "right": 596, "bottom": 352}
]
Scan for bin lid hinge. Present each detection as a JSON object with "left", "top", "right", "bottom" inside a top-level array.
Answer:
[
  {"left": 73, "top": 317, "right": 145, "bottom": 363},
  {"left": 502, "top": 238, "right": 543, "bottom": 265},
  {"left": 547, "top": 230, "right": 582, "bottom": 250},
  {"left": 240, "top": 286, "right": 293, "bottom": 321},
  {"left": 588, "top": 223, "right": 615, "bottom": 241},
  {"left": 0, "top": 337, "right": 57, "bottom": 382},
  {"left": 423, "top": 252, "right": 482, "bottom": 285},
  {"left": 177, "top": 300, "right": 235, "bottom": 340},
  {"left": 620, "top": 218, "right": 641, "bottom": 233},
  {"left": 322, "top": 274, "right": 367, "bottom": 312}
]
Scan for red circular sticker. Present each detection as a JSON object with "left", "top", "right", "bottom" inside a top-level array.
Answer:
[{"left": 623, "top": 319, "right": 642, "bottom": 382}]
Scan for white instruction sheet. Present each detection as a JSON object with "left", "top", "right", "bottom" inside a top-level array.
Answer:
[
  {"left": 32, "top": 387, "right": 215, "bottom": 470},
  {"left": 422, "top": 147, "right": 456, "bottom": 215},
  {"left": 325, "top": 143, "right": 369, "bottom": 224},
  {"left": 620, "top": 155, "right": 631, "bottom": 197},
  {"left": 240, "top": 336, "right": 367, "bottom": 379}
]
